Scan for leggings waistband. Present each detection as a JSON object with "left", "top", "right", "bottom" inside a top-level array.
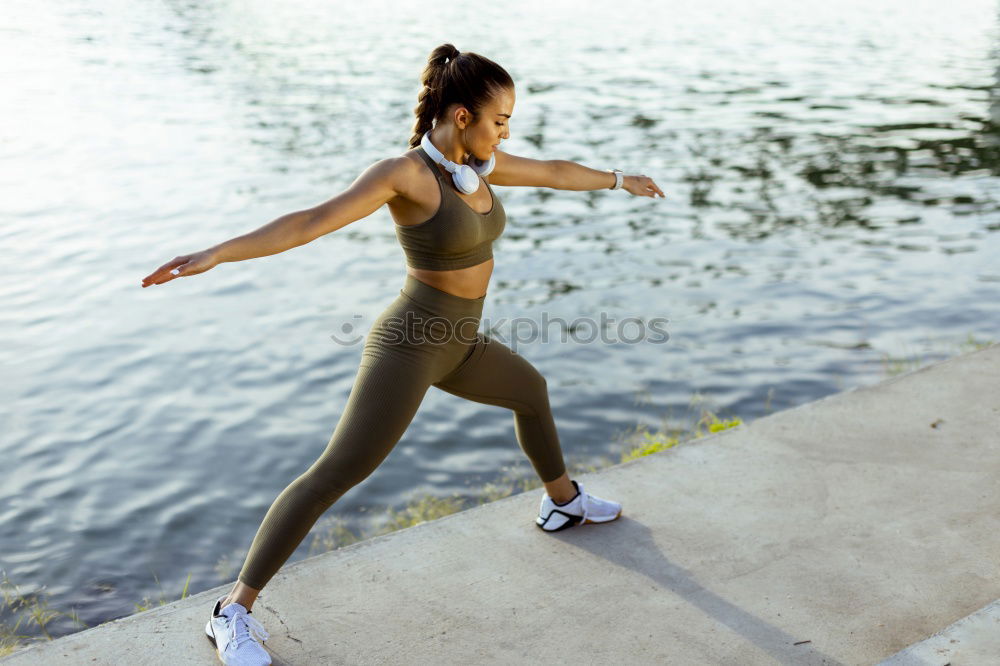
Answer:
[{"left": 399, "top": 275, "right": 486, "bottom": 323}]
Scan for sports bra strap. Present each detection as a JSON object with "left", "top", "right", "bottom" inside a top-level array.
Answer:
[{"left": 415, "top": 147, "right": 448, "bottom": 183}]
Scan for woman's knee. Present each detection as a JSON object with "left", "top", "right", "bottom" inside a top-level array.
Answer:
[
  {"left": 513, "top": 368, "right": 551, "bottom": 416},
  {"left": 297, "top": 455, "right": 371, "bottom": 506}
]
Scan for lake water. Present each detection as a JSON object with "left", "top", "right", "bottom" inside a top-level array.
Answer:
[{"left": 3, "top": 0, "right": 998, "bottom": 639}]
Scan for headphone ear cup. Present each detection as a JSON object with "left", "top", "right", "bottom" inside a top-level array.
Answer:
[
  {"left": 452, "top": 165, "right": 480, "bottom": 194},
  {"left": 469, "top": 153, "right": 496, "bottom": 177}
]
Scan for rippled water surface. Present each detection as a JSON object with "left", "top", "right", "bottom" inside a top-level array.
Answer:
[{"left": 3, "top": 0, "right": 999, "bottom": 637}]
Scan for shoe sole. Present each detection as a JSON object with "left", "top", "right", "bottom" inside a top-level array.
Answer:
[
  {"left": 205, "top": 620, "right": 225, "bottom": 664},
  {"left": 584, "top": 508, "right": 623, "bottom": 525},
  {"left": 582, "top": 507, "right": 623, "bottom": 525}
]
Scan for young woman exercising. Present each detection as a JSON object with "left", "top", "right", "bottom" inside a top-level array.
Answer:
[{"left": 141, "top": 43, "right": 665, "bottom": 666}]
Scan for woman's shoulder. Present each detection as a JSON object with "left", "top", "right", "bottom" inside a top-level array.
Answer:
[
  {"left": 365, "top": 148, "right": 438, "bottom": 205},
  {"left": 356, "top": 150, "right": 425, "bottom": 191},
  {"left": 380, "top": 148, "right": 430, "bottom": 178}
]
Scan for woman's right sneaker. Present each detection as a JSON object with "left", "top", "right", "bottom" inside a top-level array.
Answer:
[
  {"left": 535, "top": 479, "right": 622, "bottom": 532},
  {"left": 205, "top": 595, "right": 272, "bottom": 665}
]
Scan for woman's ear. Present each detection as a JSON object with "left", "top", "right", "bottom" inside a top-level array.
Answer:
[{"left": 453, "top": 105, "right": 473, "bottom": 129}]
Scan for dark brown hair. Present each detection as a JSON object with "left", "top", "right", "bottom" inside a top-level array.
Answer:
[{"left": 408, "top": 44, "right": 514, "bottom": 149}]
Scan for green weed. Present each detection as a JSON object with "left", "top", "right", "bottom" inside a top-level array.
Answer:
[
  {"left": 133, "top": 570, "right": 191, "bottom": 613},
  {"left": 1, "top": 570, "right": 88, "bottom": 657},
  {"left": 881, "top": 333, "right": 994, "bottom": 377}
]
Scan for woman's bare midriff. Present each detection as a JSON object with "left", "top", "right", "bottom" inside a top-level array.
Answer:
[
  {"left": 406, "top": 260, "right": 493, "bottom": 299},
  {"left": 389, "top": 150, "right": 496, "bottom": 299}
]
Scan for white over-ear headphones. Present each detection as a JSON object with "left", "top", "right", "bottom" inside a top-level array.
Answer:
[{"left": 421, "top": 131, "right": 495, "bottom": 195}]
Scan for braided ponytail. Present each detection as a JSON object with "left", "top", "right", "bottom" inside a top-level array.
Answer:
[
  {"left": 408, "top": 43, "right": 513, "bottom": 149},
  {"left": 409, "top": 44, "right": 460, "bottom": 149}
]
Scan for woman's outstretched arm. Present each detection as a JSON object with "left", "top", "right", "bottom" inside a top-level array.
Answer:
[
  {"left": 140, "top": 157, "right": 408, "bottom": 287},
  {"left": 488, "top": 149, "right": 666, "bottom": 198}
]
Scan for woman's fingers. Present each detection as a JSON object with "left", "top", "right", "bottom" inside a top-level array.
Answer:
[
  {"left": 639, "top": 176, "right": 664, "bottom": 198},
  {"left": 141, "top": 256, "right": 189, "bottom": 288},
  {"left": 630, "top": 175, "right": 666, "bottom": 199},
  {"left": 647, "top": 178, "right": 666, "bottom": 198},
  {"left": 141, "top": 251, "right": 218, "bottom": 287}
]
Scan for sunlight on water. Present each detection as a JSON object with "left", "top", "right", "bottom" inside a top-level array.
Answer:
[{"left": 2, "top": 0, "right": 999, "bottom": 639}]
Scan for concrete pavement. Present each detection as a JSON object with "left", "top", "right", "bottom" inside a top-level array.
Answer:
[{"left": 4, "top": 344, "right": 999, "bottom": 665}]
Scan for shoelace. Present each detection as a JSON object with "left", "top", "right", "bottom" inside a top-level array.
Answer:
[{"left": 226, "top": 610, "right": 270, "bottom": 652}]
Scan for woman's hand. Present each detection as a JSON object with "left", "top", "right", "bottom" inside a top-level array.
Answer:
[
  {"left": 623, "top": 174, "right": 665, "bottom": 199},
  {"left": 140, "top": 249, "right": 219, "bottom": 288}
]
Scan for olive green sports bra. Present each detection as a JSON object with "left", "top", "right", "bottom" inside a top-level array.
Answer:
[{"left": 395, "top": 146, "right": 506, "bottom": 271}]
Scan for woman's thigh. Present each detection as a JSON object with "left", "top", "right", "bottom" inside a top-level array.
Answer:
[
  {"left": 432, "top": 333, "right": 551, "bottom": 416},
  {"left": 306, "top": 319, "right": 471, "bottom": 486}
]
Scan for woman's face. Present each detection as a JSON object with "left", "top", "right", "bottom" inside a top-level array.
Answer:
[{"left": 465, "top": 86, "right": 515, "bottom": 162}]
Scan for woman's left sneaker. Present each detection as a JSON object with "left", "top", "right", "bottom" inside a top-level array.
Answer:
[
  {"left": 205, "top": 595, "right": 272, "bottom": 665},
  {"left": 536, "top": 479, "right": 622, "bottom": 532}
]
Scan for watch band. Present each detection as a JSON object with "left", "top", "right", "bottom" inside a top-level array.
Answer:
[{"left": 609, "top": 169, "right": 624, "bottom": 190}]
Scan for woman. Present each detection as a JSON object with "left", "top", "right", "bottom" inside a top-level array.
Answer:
[{"left": 141, "top": 43, "right": 665, "bottom": 666}]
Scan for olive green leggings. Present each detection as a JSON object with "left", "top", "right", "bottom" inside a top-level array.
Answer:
[{"left": 237, "top": 275, "right": 567, "bottom": 590}]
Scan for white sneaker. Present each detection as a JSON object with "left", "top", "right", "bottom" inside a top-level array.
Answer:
[
  {"left": 205, "top": 595, "right": 272, "bottom": 665},
  {"left": 536, "top": 479, "right": 622, "bottom": 532}
]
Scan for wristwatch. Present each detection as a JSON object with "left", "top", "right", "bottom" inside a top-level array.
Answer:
[{"left": 609, "top": 169, "right": 624, "bottom": 190}]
